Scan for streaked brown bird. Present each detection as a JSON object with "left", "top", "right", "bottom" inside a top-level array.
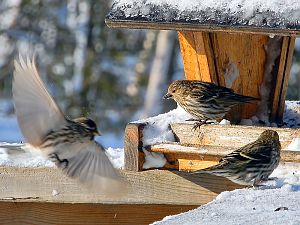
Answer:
[
  {"left": 194, "top": 130, "right": 281, "bottom": 186},
  {"left": 164, "top": 80, "right": 259, "bottom": 125},
  {"left": 12, "top": 55, "right": 127, "bottom": 194}
]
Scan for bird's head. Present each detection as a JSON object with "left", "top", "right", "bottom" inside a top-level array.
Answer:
[
  {"left": 259, "top": 130, "right": 279, "bottom": 142},
  {"left": 163, "top": 80, "right": 188, "bottom": 102},
  {"left": 74, "top": 117, "right": 102, "bottom": 136}
]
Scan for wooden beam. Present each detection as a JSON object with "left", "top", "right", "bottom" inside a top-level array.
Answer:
[
  {"left": 0, "top": 202, "right": 196, "bottom": 225},
  {"left": 178, "top": 31, "right": 217, "bottom": 83},
  {"left": 171, "top": 123, "right": 300, "bottom": 149},
  {"left": 0, "top": 167, "right": 241, "bottom": 206},
  {"left": 105, "top": 19, "right": 300, "bottom": 36},
  {"left": 148, "top": 142, "right": 300, "bottom": 171},
  {"left": 272, "top": 37, "right": 296, "bottom": 122},
  {"left": 124, "top": 123, "right": 145, "bottom": 171}
]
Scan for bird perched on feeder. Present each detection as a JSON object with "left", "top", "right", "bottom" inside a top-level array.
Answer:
[
  {"left": 193, "top": 130, "right": 281, "bottom": 186},
  {"left": 12, "top": 55, "right": 127, "bottom": 194},
  {"left": 163, "top": 80, "right": 259, "bottom": 127}
]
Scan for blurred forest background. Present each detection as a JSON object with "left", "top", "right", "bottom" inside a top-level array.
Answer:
[{"left": 0, "top": 0, "right": 299, "bottom": 146}]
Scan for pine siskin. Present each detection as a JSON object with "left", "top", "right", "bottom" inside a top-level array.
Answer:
[
  {"left": 164, "top": 80, "right": 259, "bottom": 124},
  {"left": 194, "top": 130, "right": 281, "bottom": 186},
  {"left": 12, "top": 55, "right": 127, "bottom": 194}
]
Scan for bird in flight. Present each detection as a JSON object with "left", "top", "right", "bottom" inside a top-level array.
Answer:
[{"left": 12, "top": 55, "right": 127, "bottom": 195}]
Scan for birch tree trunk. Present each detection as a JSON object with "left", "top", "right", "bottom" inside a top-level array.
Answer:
[
  {"left": 67, "top": 0, "right": 90, "bottom": 95},
  {"left": 141, "top": 30, "right": 175, "bottom": 118}
]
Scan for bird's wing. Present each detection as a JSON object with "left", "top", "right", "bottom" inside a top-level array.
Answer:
[
  {"left": 46, "top": 141, "right": 127, "bottom": 196},
  {"left": 12, "top": 55, "right": 67, "bottom": 146},
  {"left": 222, "top": 141, "right": 272, "bottom": 163}
]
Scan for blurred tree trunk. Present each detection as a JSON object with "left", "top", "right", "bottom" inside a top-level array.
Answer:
[
  {"left": 141, "top": 30, "right": 176, "bottom": 118},
  {"left": 0, "top": 0, "right": 21, "bottom": 86},
  {"left": 67, "top": 0, "right": 90, "bottom": 97}
]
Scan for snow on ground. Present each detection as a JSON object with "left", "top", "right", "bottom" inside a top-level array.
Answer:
[
  {"left": 153, "top": 163, "right": 300, "bottom": 225},
  {"left": 0, "top": 143, "right": 125, "bottom": 168},
  {"left": 0, "top": 145, "right": 54, "bottom": 167}
]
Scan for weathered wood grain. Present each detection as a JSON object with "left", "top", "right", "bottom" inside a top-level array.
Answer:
[
  {"left": 171, "top": 123, "right": 300, "bottom": 149},
  {"left": 272, "top": 37, "right": 296, "bottom": 122},
  {"left": 0, "top": 202, "right": 196, "bottom": 225},
  {"left": 210, "top": 33, "right": 267, "bottom": 122},
  {"left": 178, "top": 31, "right": 217, "bottom": 83},
  {"left": 124, "top": 123, "right": 145, "bottom": 171},
  {"left": 0, "top": 167, "right": 242, "bottom": 205}
]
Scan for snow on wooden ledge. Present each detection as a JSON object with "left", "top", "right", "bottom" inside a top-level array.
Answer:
[{"left": 124, "top": 102, "right": 300, "bottom": 172}]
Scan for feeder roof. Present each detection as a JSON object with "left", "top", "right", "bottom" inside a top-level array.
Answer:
[{"left": 106, "top": 0, "right": 300, "bottom": 35}]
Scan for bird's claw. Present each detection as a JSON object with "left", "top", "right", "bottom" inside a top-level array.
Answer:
[
  {"left": 48, "top": 153, "right": 69, "bottom": 169},
  {"left": 191, "top": 120, "right": 212, "bottom": 131}
]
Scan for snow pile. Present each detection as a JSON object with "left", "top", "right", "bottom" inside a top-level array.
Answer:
[
  {"left": 219, "top": 119, "right": 231, "bottom": 125},
  {"left": 135, "top": 105, "right": 192, "bottom": 146},
  {"left": 0, "top": 144, "right": 54, "bottom": 167},
  {"left": 283, "top": 101, "right": 300, "bottom": 128},
  {"left": 105, "top": 147, "right": 125, "bottom": 169},
  {"left": 287, "top": 138, "right": 300, "bottom": 151},
  {"left": 142, "top": 149, "right": 167, "bottom": 169},
  {"left": 134, "top": 105, "right": 191, "bottom": 169},
  {"left": 153, "top": 163, "right": 300, "bottom": 225},
  {"left": 0, "top": 143, "right": 125, "bottom": 169}
]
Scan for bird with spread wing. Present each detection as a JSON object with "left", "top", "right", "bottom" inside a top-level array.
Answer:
[{"left": 12, "top": 55, "right": 127, "bottom": 195}]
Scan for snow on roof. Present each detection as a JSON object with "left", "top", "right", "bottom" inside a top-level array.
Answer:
[
  {"left": 107, "top": 0, "right": 300, "bottom": 34},
  {"left": 153, "top": 162, "right": 300, "bottom": 225}
]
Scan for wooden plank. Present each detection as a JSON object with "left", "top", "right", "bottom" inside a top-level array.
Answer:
[
  {"left": 148, "top": 142, "right": 300, "bottom": 171},
  {"left": 171, "top": 123, "right": 300, "bottom": 149},
  {"left": 0, "top": 167, "right": 242, "bottom": 206},
  {"left": 124, "top": 123, "right": 145, "bottom": 171},
  {"left": 105, "top": 19, "right": 300, "bottom": 36},
  {"left": 178, "top": 159, "right": 218, "bottom": 171},
  {"left": 270, "top": 37, "right": 289, "bottom": 122},
  {"left": 210, "top": 33, "right": 267, "bottom": 122},
  {"left": 0, "top": 202, "right": 196, "bottom": 225},
  {"left": 274, "top": 37, "right": 296, "bottom": 122},
  {"left": 178, "top": 31, "right": 218, "bottom": 83}
]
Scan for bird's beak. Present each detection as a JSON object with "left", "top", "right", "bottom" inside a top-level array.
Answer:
[
  {"left": 94, "top": 129, "right": 102, "bottom": 136},
  {"left": 163, "top": 93, "right": 173, "bottom": 99}
]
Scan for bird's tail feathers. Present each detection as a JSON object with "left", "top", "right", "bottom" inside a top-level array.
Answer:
[
  {"left": 232, "top": 94, "right": 260, "bottom": 103},
  {"left": 193, "top": 164, "right": 227, "bottom": 175}
]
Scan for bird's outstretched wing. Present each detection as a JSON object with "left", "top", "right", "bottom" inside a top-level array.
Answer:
[
  {"left": 12, "top": 55, "right": 67, "bottom": 146},
  {"left": 46, "top": 141, "right": 127, "bottom": 195}
]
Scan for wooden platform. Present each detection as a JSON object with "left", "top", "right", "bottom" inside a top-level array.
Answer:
[
  {"left": 0, "top": 166, "right": 245, "bottom": 225},
  {"left": 125, "top": 122, "right": 300, "bottom": 172}
]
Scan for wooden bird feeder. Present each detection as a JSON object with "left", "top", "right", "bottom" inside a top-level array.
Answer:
[
  {"left": 106, "top": 3, "right": 300, "bottom": 221},
  {"left": 1, "top": 2, "right": 300, "bottom": 225}
]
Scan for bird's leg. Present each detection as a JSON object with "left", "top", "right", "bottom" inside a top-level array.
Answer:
[
  {"left": 191, "top": 120, "right": 207, "bottom": 131},
  {"left": 191, "top": 120, "right": 216, "bottom": 131},
  {"left": 48, "top": 153, "right": 69, "bottom": 169},
  {"left": 185, "top": 118, "right": 197, "bottom": 122}
]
